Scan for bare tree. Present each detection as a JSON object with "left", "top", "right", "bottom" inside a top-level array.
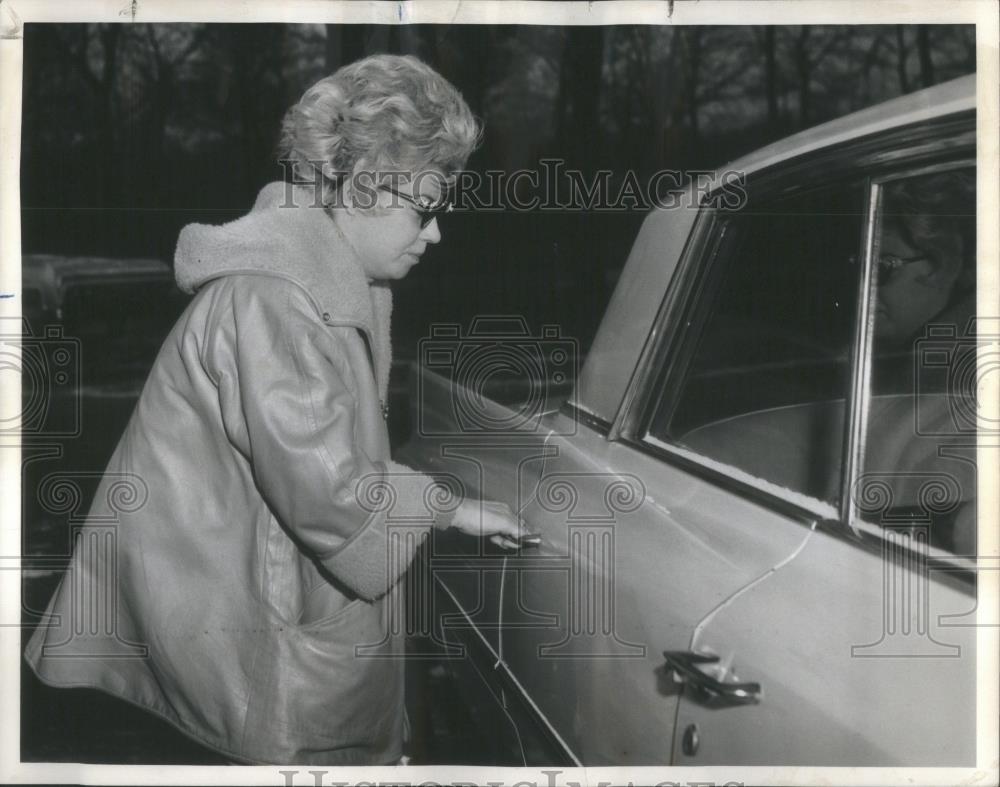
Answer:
[
  {"left": 555, "top": 26, "right": 605, "bottom": 169},
  {"left": 895, "top": 25, "right": 911, "bottom": 92},
  {"left": 763, "top": 26, "right": 779, "bottom": 130},
  {"left": 135, "top": 26, "right": 212, "bottom": 199},
  {"left": 59, "top": 24, "right": 122, "bottom": 203},
  {"left": 856, "top": 28, "right": 889, "bottom": 106},
  {"left": 680, "top": 27, "right": 703, "bottom": 147},
  {"left": 917, "top": 26, "right": 936, "bottom": 86}
]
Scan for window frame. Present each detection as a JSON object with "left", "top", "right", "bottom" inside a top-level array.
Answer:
[
  {"left": 848, "top": 160, "right": 977, "bottom": 560},
  {"left": 607, "top": 114, "right": 976, "bottom": 570}
]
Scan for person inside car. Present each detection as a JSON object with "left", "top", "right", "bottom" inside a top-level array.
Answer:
[
  {"left": 873, "top": 169, "right": 975, "bottom": 359},
  {"left": 866, "top": 169, "right": 977, "bottom": 554}
]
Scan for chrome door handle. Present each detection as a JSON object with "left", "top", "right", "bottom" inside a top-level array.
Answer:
[{"left": 663, "top": 651, "right": 762, "bottom": 706}]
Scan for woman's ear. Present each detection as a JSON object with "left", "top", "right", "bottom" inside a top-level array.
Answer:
[
  {"left": 338, "top": 177, "right": 357, "bottom": 216},
  {"left": 923, "top": 255, "right": 963, "bottom": 290}
]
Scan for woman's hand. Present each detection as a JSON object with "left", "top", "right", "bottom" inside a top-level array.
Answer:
[{"left": 448, "top": 498, "right": 525, "bottom": 549}]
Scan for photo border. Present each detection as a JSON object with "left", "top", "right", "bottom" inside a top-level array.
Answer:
[{"left": 1, "top": 2, "right": 996, "bottom": 785}]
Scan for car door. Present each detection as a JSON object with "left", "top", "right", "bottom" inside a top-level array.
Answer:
[
  {"left": 405, "top": 204, "right": 826, "bottom": 764},
  {"left": 496, "top": 173, "right": 869, "bottom": 764},
  {"left": 656, "top": 160, "right": 979, "bottom": 766}
]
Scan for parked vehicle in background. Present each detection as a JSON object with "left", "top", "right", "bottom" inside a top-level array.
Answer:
[
  {"left": 17, "top": 254, "right": 189, "bottom": 611},
  {"left": 399, "top": 74, "right": 981, "bottom": 766}
]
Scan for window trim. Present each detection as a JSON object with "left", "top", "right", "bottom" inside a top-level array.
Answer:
[
  {"left": 612, "top": 116, "right": 976, "bottom": 546},
  {"left": 844, "top": 159, "right": 977, "bottom": 547},
  {"left": 841, "top": 177, "right": 879, "bottom": 531},
  {"left": 623, "top": 177, "right": 869, "bottom": 522},
  {"left": 607, "top": 207, "right": 723, "bottom": 443}
]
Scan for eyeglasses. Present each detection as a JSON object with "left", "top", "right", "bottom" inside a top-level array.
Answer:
[
  {"left": 378, "top": 185, "right": 453, "bottom": 229},
  {"left": 875, "top": 253, "right": 927, "bottom": 286},
  {"left": 849, "top": 252, "right": 928, "bottom": 286}
]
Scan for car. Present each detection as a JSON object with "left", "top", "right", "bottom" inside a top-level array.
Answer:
[
  {"left": 20, "top": 254, "right": 187, "bottom": 388},
  {"left": 397, "top": 74, "right": 982, "bottom": 766},
  {"left": 17, "top": 254, "right": 190, "bottom": 616}
]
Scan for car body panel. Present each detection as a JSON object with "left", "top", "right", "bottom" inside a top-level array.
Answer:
[
  {"left": 717, "top": 74, "right": 975, "bottom": 188},
  {"left": 497, "top": 410, "right": 815, "bottom": 764},
  {"left": 401, "top": 75, "right": 980, "bottom": 766},
  {"left": 672, "top": 522, "right": 976, "bottom": 765},
  {"left": 401, "top": 388, "right": 820, "bottom": 764},
  {"left": 22, "top": 254, "right": 174, "bottom": 316}
]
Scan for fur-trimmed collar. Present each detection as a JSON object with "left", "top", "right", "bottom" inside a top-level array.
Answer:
[{"left": 174, "top": 182, "right": 393, "bottom": 401}]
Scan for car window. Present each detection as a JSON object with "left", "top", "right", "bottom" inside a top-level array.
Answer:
[
  {"left": 861, "top": 167, "right": 976, "bottom": 554},
  {"left": 646, "top": 184, "right": 866, "bottom": 504}
]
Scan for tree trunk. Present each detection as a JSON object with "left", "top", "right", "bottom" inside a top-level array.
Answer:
[
  {"left": 340, "top": 26, "right": 377, "bottom": 63},
  {"left": 96, "top": 24, "right": 121, "bottom": 206},
  {"left": 555, "top": 26, "right": 605, "bottom": 168},
  {"left": 895, "top": 25, "right": 910, "bottom": 93},
  {"left": 325, "top": 25, "right": 342, "bottom": 72},
  {"left": 764, "top": 26, "right": 778, "bottom": 132},
  {"left": 680, "top": 27, "right": 702, "bottom": 158},
  {"left": 917, "top": 27, "right": 935, "bottom": 87},
  {"left": 396, "top": 24, "right": 422, "bottom": 57},
  {"left": 860, "top": 30, "right": 886, "bottom": 106},
  {"left": 795, "top": 26, "right": 811, "bottom": 126},
  {"left": 649, "top": 28, "right": 678, "bottom": 170}
]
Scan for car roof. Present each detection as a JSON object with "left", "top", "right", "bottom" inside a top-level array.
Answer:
[
  {"left": 573, "top": 74, "right": 977, "bottom": 426},
  {"left": 22, "top": 253, "right": 173, "bottom": 311},
  {"left": 723, "top": 74, "right": 975, "bottom": 178}
]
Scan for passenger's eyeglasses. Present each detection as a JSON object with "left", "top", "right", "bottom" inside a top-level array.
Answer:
[
  {"left": 378, "top": 185, "right": 453, "bottom": 229},
  {"left": 849, "top": 252, "right": 928, "bottom": 286},
  {"left": 874, "top": 253, "right": 927, "bottom": 286}
]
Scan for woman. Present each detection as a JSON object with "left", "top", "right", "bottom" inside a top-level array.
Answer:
[
  {"left": 873, "top": 169, "right": 975, "bottom": 352},
  {"left": 25, "top": 55, "right": 522, "bottom": 765},
  {"left": 866, "top": 168, "right": 977, "bottom": 554}
]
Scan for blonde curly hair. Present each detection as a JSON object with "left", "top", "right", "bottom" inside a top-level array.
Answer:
[{"left": 279, "top": 54, "right": 481, "bottom": 206}]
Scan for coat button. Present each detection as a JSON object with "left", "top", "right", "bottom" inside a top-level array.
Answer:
[
  {"left": 322, "top": 312, "right": 331, "bottom": 322},
  {"left": 682, "top": 723, "right": 700, "bottom": 756}
]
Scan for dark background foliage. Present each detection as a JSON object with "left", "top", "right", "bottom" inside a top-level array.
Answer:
[{"left": 21, "top": 23, "right": 974, "bottom": 358}]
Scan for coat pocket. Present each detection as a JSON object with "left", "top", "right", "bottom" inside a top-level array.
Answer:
[
  {"left": 296, "top": 560, "right": 362, "bottom": 628},
  {"left": 241, "top": 596, "right": 403, "bottom": 764},
  {"left": 296, "top": 571, "right": 360, "bottom": 627},
  {"left": 261, "top": 509, "right": 357, "bottom": 627}
]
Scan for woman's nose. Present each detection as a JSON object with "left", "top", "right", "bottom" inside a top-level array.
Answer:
[{"left": 420, "top": 218, "right": 442, "bottom": 244}]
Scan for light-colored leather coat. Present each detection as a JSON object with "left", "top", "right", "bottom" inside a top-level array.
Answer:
[{"left": 24, "top": 183, "right": 449, "bottom": 764}]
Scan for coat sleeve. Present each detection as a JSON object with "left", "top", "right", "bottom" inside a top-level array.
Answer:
[{"left": 208, "top": 276, "right": 456, "bottom": 600}]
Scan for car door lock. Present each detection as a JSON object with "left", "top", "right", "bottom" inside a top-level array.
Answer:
[{"left": 682, "top": 723, "right": 700, "bottom": 756}]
